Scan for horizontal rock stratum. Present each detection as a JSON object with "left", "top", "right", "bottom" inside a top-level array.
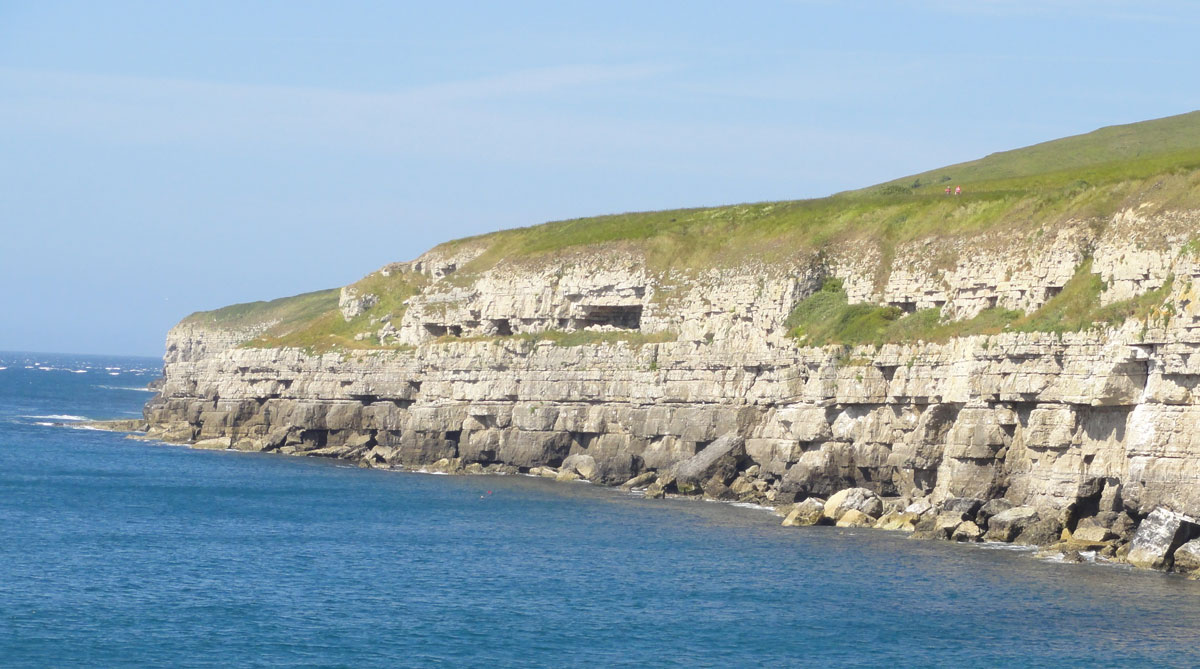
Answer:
[{"left": 140, "top": 111, "right": 1200, "bottom": 575}]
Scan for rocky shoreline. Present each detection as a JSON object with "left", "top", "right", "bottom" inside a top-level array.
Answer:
[{"left": 93, "top": 419, "right": 1200, "bottom": 577}]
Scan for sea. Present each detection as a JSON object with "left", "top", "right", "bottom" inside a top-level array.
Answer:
[{"left": 4, "top": 351, "right": 1200, "bottom": 667}]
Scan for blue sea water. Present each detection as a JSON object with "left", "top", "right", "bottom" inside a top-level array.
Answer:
[{"left": 4, "top": 352, "right": 1200, "bottom": 667}]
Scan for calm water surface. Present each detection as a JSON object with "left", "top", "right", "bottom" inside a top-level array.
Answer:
[{"left": 3, "top": 352, "right": 1200, "bottom": 667}]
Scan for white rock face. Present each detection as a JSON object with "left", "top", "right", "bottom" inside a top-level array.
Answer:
[{"left": 145, "top": 207, "right": 1200, "bottom": 541}]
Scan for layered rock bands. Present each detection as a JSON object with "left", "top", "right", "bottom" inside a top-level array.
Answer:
[{"left": 139, "top": 208, "right": 1200, "bottom": 575}]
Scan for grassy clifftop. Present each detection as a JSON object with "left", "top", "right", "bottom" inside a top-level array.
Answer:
[
  {"left": 179, "top": 110, "right": 1200, "bottom": 351},
  {"left": 436, "top": 111, "right": 1200, "bottom": 275}
]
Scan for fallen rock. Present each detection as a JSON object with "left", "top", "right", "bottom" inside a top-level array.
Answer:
[
  {"left": 620, "top": 472, "right": 656, "bottom": 489},
  {"left": 977, "top": 498, "right": 1015, "bottom": 527},
  {"left": 782, "top": 498, "right": 826, "bottom": 527},
  {"left": 952, "top": 520, "right": 983, "bottom": 542},
  {"left": 836, "top": 509, "right": 876, "bottom": 528},
  {"left": 933, "top": 511, "right": 968, "bottom": 539},
  {"left": 671, "top": 433, "right": 744, "bottom": 494},
  {"left": 1014, "top": 516, "right": 1064, "bottom": 546},
  {"left": 1171, "top": 539, "right": 1200, "bottom": 575},
  {"left": 561, "top": 453, "right": 597, "bottom": 480},
  {"left": 1072, "top": 521, "right": 1116, "bottom": 543},
  {"left": 875, "top": 511, "right": 921, "bottom": 532},
  {"left": 644, "top": 478, "right": 667, "bottom": 499},
  {"left": 729, "top": 476, "right": 758, "bottom": 497},
  {"left": 193, "top": 437, "right": 231, "bottom": 450},
  {"left": 942, "top": 497, "right": 984, "bottom": 520},
  {"left": 1126, "top": 507, "right": 1199, "bottom": 570},
  {"left": 905, "top": 498, "right": 935, "bottom": 517},
  {"left": 823, "top": 487, "right": 884, "bottom": 523},
  {"left": 983, "top": 506, "right": 1040, "bottom": 543}
]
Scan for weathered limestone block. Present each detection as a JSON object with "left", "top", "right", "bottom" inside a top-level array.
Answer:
[
  {"left": 836, "top": 509, "right": 876, "bottom": 528},
  {"left": 781, "top": 497, "right": 826, "bottom": 527},
  {"left": 1170, "top": 539, "right": 1200, "bottom": 575},
  {"left": 952, "top": 520, "right": 983, "bottom": 542},
  {"left": 561, "top": 453, "right": 597, "bottom": 479},
  {"left": 983, "top": 506, "right": 1040, "bottom": 542},
  {"left": 1126, "top": 508, "right": 1199, "bottom": 570},
  {"left": 671, "top": 433, "right": 744, "bottom": 494},
  {"left": 875, "top": 511, "right": 920, "bottom": 532},
  {"left": 822, "top": 487, "right": 884, "bottom": 522}
]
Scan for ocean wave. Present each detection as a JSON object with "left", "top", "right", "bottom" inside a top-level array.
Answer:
[
  {"left": 23, "top": 414, "right": 88, "bottom": 421},
  {"left": 95, "top": 385, "right": 155, "bottom": 392}
]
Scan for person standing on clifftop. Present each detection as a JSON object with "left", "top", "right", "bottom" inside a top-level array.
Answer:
[
  {"left": 955, "top": 185, "right": 962, "bottom": 195},
  {"left": 945, "top": 186, "right": 952, "bottom": 195}
]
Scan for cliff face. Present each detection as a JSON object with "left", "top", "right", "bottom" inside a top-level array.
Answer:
[
  {"left": 148, "top": 204, "right": 1200, "bottom": 523},
  {"left": 140, "top": 110, "right": 1200, "bottom": 571}
]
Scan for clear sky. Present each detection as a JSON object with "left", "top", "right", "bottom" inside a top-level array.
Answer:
[{"left": 2, "top": 1, "right": 1198, "bottom": 356}]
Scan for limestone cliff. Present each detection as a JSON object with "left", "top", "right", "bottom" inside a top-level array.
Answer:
[{"left": 141, "top": 112, "right": 1200, "bottom": 574}]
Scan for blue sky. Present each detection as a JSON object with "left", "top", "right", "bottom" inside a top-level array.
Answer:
[{"left": 2, "top": 1, "right": 1198, "bottom": 356}]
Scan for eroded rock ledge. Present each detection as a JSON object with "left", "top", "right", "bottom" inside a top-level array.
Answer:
[{"left": 140, "top": 206, "right": 1200, "bottom": 576}]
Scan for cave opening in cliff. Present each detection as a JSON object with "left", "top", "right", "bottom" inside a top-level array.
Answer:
[
  {"left": 574, "top": 304, "right": 643, "bottom": 330},
  {"left": 491, "top": 319, "right": 513, "bottom": 336}
]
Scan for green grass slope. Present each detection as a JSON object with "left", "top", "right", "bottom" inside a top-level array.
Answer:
[
  {"left": 878, "top": 110, "right": 1200, "bottom": 193},
  {"left": 182, "top": 111, "right": 1200, "bottom": 351},
  {"left": 438, "top": 111, "right": 1200, "bottom": 275}
]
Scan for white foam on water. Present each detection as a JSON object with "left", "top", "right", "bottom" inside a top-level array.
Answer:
[
  {"left": 24, "top": 414, "right": 88, "bottom": 421},
  {"left": 979, "top": 542, "right": 1038, "bottom": 552},
  {"left": 730, "top": 501, "right": 775, "bottom": 513},
  {"left": 108, "top": 372, "right": 120, "bottom": 376},
  {"left": 96, "top": 385, "right": 155, "bottom": 392},
  {"left": 72, "top": 370, "right": 87, "bottom": 374},
  {"left": 0, "top": 366, "right": 7, "bottom": 370}
]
